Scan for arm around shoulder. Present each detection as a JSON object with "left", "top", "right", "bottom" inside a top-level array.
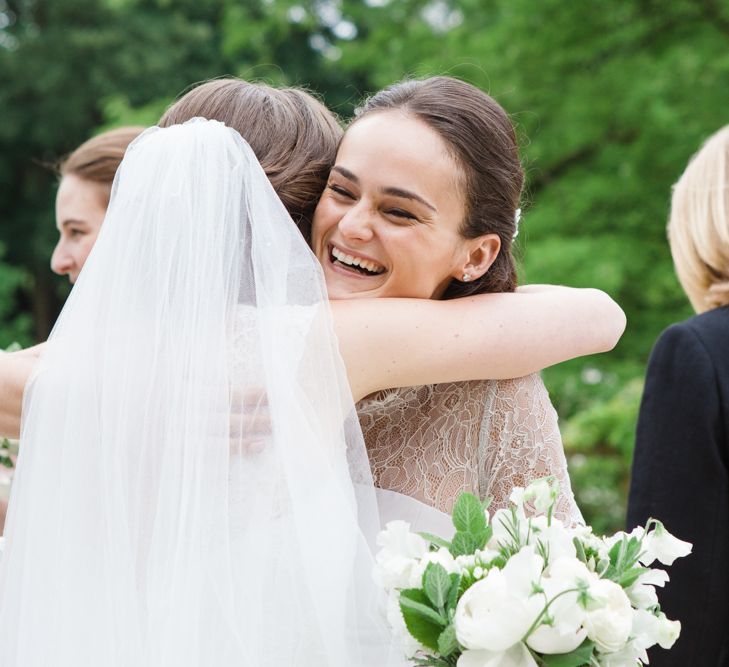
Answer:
[{"left": 333, "top": 286, "right": 626, "bottom": 401}]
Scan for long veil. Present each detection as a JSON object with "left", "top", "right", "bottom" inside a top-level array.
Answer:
[{"left": 0, "top": 119, "right": 396, "bottom": 666}]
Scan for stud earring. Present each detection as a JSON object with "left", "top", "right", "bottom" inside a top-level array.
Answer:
[{"left": 462, "top": 273, "right": 471, "bottom": 282}]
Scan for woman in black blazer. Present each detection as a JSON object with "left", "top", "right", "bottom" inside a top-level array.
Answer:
[{"left": 628, "top": 126, "right": 729, "bottom": 666}]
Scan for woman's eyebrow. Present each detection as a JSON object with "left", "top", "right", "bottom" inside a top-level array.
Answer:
[
  {"left": 331, "top": 165, "right": 359, "bottom": 182},
  {"left": 332, "top": 165, "right": 437, "bottom": 212},
  {"left": 381, "top": 186, "right": 437, "bottom": 213},
  {"left": 61, "top": 219, "right": 88, "bottom": 228}
]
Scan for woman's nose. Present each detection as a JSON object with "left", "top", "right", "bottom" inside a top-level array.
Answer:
[
  {"left": 50, "top": 243, "right": 73, "bottom": 276},
  {"left": 338, "top": 203, "right": 374, "bottom": 243}
]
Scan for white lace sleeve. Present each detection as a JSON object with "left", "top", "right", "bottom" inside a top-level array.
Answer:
[{"left": 478, "top": 373, "right": 583, "bottom": 525}]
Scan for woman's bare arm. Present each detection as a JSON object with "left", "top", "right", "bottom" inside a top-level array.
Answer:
[
  {"left": 0, "top": 351, "right": 38, "bottom": 439},
  {"left": 333, "top": 286, "right": 626, "bottom": 402}
]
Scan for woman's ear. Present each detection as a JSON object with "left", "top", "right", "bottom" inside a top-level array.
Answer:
[{"left": 456, "top": 234, "right": 501, "bottom": 282}]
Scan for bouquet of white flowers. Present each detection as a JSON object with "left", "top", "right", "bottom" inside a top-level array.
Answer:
[{"left": 375, "top": 478, "right": 691, "bottom": 667}]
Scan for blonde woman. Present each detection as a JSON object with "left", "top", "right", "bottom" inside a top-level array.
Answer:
[{"left": 628, "top": 126, "right": 729, "bottom": 666}]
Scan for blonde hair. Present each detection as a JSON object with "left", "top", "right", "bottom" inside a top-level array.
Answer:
[{"left": 668, "top": 125, "right": 729, "bottom": 313}]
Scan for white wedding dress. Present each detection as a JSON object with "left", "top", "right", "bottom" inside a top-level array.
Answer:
[
  {"left": 361, "top": 375, "right": 583, "bottom": 535},
  {"left": 0, "top": 120, "right": 399, "bottom": 666}
]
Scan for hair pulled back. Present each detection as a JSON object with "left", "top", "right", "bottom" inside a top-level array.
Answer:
[
  {"left": 59, "top": 126, "right": 145, "bottom": 202},
  {"left": 355, "top": 77, "right": 523, "bottom": 298},
  {"left": 160, "top": 78, "right": 343, "bottom": 237}
]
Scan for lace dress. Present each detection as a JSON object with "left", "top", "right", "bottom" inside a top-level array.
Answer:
[{"left": 357, "top": 373, "right": 582, "bottom": 525}]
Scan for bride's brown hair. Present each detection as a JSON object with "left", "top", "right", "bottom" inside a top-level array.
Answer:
[
  {"left": 160, "top": 78, "right": 343, "bottom": 239},
  {"left": 354, "top": 77, "right": 523, "bottom": 298}
]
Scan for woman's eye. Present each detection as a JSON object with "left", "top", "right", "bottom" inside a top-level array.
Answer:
[
  {"left": 69, "top": 229, "right": 85, "bottom": 238},
  {"left": 387, "top": 208, "right": 416, "bottom": 221},
  {"left": 328, "top": 184, "right": 354, "bottom": 199}
]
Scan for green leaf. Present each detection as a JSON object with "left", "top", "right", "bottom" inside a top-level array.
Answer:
[
  {"left": 452, "top": 493, "right": 487, "bottom": 534},
  {"left": 449, "top": 531, "right": 479, "bottom": 557},
  {"left": 616, "top": 565, "right": 647, "bottom": 588},
  {"left": 573, "top": 537, "right": 587, "bottom": 563},
  {"left": 418, "top": 532, "right": 452, "bottom": 550},
  {"left": 437, "top": 624, "right": 459, "bottom": 656},
  {"left": 446, "top": 573, "right": 461, "bottom": 614},
  {"left": 400, "top": 590, "right": 446, "bottom": 652},
  {"left": 423, "top": 562, "right": 452, "bottom": 610},
  {"left": 540, "top": 639, "right": 595, "bottom": 667}
]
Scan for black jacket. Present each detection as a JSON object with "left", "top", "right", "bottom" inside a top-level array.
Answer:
[{"left": 627, "top": 305, "right": 729, "bottom": 666}]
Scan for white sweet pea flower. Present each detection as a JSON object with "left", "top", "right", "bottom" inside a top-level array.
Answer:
[
  {"left": 639, "top": 521, "right": 692, "bottom": 566},
  {"left": 629, "top": 608, "right": 659, "bottom": 658},
  {"left": 528, "top": 517, "right": 576, "bottom": 564},
  {"left": 489, "top": 507, "right": 528, "bottom": 551},
  {"left": 522, "top": 478, "right": 558, "bottom": 515},
  {"left": 656, "top": 612, "right": 681, "bottom": 649},
  {"left": 626, "top": 568, "right": 669, "bottom": 609},
  {"left": 603, "top": 526, "right": 644, "bottom": 552},
  {"left": 583, "top": 578, "right": 633, "bottom": 653},
  {"left": 629, "top": 607, "right": 682, "bottom": 657},
  {"left": 597, "top": 640, "right": 646, "bottom": 667},
  {"left": 455, "top": 546, "right": 543, "bottom": 652},
  {"left": 457, "top": 642, "right": 538, "bottom": 667}
]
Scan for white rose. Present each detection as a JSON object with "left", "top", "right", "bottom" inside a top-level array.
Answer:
[
  {"left": 455, "top": 547, "right": 543, "bottom": 652},
  {"left": 583, "top": 579, "right": 633, "bottom": 653},
  {"left": 457, "top": 642, "right": 537, "bottom": 667},
  {"left": 374, "top": 521, "right": 429, "bottom": 590},
  {"left": 377, "top": 520, "right": 429, "bottom": 560},
  {"left": 639, "top": 521, "right": 692, "bottom": 567},
  {"left": 526, "top": 557, "right": 593, "bottom": 654}
]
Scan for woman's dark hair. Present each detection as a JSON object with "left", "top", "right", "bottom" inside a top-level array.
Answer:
[
  {"left": 354, "top": 76, "right": 523, "bottom": 297},
  {"left": 160, "top": 78, "right": 343, "bottom": 237}
]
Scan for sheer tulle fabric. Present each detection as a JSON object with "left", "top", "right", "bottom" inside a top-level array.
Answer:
[{"left": 0, "top": 120, "right": 396, "bottom": 666}]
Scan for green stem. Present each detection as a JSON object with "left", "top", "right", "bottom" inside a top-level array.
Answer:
[{"left": 521, "top": 587, "right": 582, "bottom": 642}]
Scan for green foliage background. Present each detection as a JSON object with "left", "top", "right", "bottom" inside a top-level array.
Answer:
[{"left": 2, "top": 0, "right": 727, "bottom": 532}]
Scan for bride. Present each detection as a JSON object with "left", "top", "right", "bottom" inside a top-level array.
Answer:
[{"left": 0, "top": 82, "right": 624, "bottom": 665}]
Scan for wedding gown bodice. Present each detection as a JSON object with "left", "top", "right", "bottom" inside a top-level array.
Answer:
[{"left": 358, "top": 373, "right": 583, "bottom": 526}]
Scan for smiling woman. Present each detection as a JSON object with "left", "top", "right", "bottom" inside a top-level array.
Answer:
[
  {"left": 315, "top": 77, "right": 589, "bottom": 525},
  {"left": 52, "top": 127, "right": 144, "bottom": 283},
  {"left": 312, "top": 111, "right": 483, "bottom": 300}
]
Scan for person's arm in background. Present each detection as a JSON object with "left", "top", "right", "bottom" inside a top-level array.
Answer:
[
  {"left": 0, "top": 349, "right": 39, "bottom": 439},
  {"left": 627, "top": 323, "right": 729, "bottom": 666}
]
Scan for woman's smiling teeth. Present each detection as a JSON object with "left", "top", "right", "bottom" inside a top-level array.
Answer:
[{"left": 330, "top": 246, "right": 385, "bottom": 275}]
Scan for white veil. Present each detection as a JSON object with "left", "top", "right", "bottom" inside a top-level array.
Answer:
[{"left": 0, "top": 120, "right": 396, "bottom": 666}]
